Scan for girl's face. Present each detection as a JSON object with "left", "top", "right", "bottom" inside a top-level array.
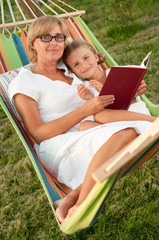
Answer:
[
  {"left": 66, "top": 46, "right": 99, "bottom": 80},
  {"left": 32, "top": 24, "right": 65, "bottom": 63}
]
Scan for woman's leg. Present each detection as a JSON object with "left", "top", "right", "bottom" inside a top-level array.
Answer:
[
  {"left": 56, "top": 128, "right": 137, "bottom": 224},
  {"left": 94, "top": 109, "right": 156, "bottom": 124},
  {"left": 73, "top": 128, "right": 137, "bottom": 205},
  {"left": 79, "top": 120, "right": 101, "bottom": 131}
]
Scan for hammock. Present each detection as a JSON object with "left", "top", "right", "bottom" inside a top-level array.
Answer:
[{"left": 0, "top": 0, "right": 159, "bottom": 234}]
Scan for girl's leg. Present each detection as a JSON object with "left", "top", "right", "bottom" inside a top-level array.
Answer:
[
  {"left": 94, "top": 109, "right": 156, "bottom": 124},
  {"left": 79, "top": 120, "right": 101, "bottom": 131},
  {"left": 56, "top": 128, "right": 137, "bottom": 224}
]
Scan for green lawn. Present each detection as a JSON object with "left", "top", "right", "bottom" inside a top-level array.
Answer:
[{"left": 0, "top": 0, "right": 159, "bottom": 239}]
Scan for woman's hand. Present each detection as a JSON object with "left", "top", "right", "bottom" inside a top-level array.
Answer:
[
  {"left": 89, "top": 80, "right": 103, "bottom": 92},
  {"left": 135, "top": 80, "right": 147, "bottom": 97},
  {"left": 77, "top": 84, "right": 94, "bottom": 100},
  {"left": 82, "top": 95, "right": 115, "bottom": 116}
]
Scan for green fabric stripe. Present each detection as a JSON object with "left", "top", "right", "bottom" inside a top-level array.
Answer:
[
  {"left": 0, "top": 34, "right": 23, "bottom": 69},
  {"left": 140, "top": 95, "right": 159, "bottom": 117},
  {"left": 0, "top": 35, "right": 12, "bottom": 71}
]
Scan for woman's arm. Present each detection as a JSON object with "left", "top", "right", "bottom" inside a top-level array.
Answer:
[{"left": 14, "top": 93, "right": 109, "bottom": 144}]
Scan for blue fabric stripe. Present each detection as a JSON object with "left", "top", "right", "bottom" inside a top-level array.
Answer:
[{"left": 12, "top": 33, "right": 30, "bottom": 66}]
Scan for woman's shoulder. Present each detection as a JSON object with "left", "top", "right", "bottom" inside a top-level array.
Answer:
[
  {"left": 20, "top": 63, "right": 35, "bottom": 77},
  {"left": 11, "top": 64, "right": 33, "bottom": 79},
  {"left": 10, "top": 64, "right": 36, "bottom": 84},
  {"left": 57, "top": 61, "right": 83, "bottom": 85},
  {"left": 8, "top": 64, "right": 39, "bottom": 103},
  {"left": 8, "top": 64, "right": 37, "bottom": 94}
]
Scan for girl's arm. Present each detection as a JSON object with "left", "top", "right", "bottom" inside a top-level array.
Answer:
[
  {"left": 134, "top": 80, "right": 147, "bottom": 97},
  {"left": 14, "top": 93, "right": 109, "bottom": 144}
]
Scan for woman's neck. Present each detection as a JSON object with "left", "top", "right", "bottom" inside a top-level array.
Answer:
[{"left": 32, "top": 62, "right": 57, "bottom": 75}]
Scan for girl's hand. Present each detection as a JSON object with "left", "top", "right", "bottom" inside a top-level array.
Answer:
[
  {"left": 135, "top": 80, "right": 147, "bottom": 97},
  {"left": 83, "top": 95, "right": 115, "bottom": 116},
  {"left": 89, "top": 80, "right": 103, "bottom": 92},
  {"left": 77, "top": 84, "right": 94, "bottom": 100}
]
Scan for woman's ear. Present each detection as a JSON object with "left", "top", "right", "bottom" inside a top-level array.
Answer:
[{"left": 31, "top": 41, "right": 36, "bottom": 50}]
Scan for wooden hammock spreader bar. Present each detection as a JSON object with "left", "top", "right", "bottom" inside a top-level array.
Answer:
[
  {"left": 0, "top": 10, "right": 85, "bottom": 30},
  {"left": 92, "top": 118, "right": 159, "bottom": 183}
]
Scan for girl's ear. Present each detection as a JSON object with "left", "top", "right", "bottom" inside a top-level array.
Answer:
[{"left": 95, "top": 53, "right": 99, "bottom": 63}]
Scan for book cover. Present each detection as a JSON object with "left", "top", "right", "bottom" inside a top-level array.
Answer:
[{"left": 99, "top": 51, "right": 152, "bottom": 110}]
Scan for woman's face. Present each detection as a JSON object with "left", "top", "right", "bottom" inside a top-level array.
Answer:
[{"left": 32, "top": 24, "right": 65, "bottom": 63}]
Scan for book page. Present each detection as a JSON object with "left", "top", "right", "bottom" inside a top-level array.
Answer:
[
  {"left": 140, "top": 51, "right": 152, "bottom": 68},
  {"left": 119, "top": 51, "right": 152, "bottom": 69}
]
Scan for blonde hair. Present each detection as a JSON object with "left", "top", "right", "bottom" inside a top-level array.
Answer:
[
  {"left": 63, "top": 39, "right": 105, "bottom": 66},
  {"left": 27, "top": 15, "right": 69, "bottom": 63}
]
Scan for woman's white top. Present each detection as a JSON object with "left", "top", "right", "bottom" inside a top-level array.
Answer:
[{"left": 8, "top": 63, "right": 152, "bottom": 189}]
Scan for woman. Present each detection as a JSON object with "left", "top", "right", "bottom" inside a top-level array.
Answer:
[{"left": 8, "top": 15, "right": 156, "bottom": 225}]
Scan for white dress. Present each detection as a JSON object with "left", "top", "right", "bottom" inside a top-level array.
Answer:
[{"left": 8, "top": 63, "right": 152, "bottom": 190}]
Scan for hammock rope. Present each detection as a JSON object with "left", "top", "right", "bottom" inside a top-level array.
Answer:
[
  {"left": 1, "top": 0, "right": 4, "bottom": 24},
  {"left": 14, "top": 0, "right": 27, "bottom": 21},
  {"left": 56, "top": 0, "right": 77, "bottom": 12},
  {"left": 7, "top": 0, "right": 16, "bottom": 23},
  {"left": 35, "top": 0, "right": 57, "bottom": 15},
  {"left": 22, "top": 0, "right": 38, "bottom": 18},
  {"left": 29, "top": 0, "right": 47, "bottom": 15},
  {"left": 0, "top": 0, "right": 85, "bottom": 32},
  {"left": 48, "top": 0, "right": 67, "bottom": 13}
]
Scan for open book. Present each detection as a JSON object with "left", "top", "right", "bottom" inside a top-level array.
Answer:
[{"left": 99, "top": 51, "right": 152, "bottom": 110}]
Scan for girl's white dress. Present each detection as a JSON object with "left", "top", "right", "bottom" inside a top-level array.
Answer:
[{"left": 8, "top": 63, "right": 152, "bottom": 190}]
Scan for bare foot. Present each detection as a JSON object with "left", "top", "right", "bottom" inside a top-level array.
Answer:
[
  {"left": 61, "top": 205, "right": 79, "bottom": 226},
  {"left": 55, "top": 186, "right": 81, "bottom": 223}
]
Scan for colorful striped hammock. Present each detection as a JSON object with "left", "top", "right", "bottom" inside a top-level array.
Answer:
[{"left": 0, "top": 13, "right": 159, "bottom": 234}]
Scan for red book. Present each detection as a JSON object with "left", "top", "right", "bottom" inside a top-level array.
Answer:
[{"left": 99, "top": 51, "right": 152, "bottom": 110}]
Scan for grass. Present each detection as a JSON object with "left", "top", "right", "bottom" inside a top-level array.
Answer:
[{"left": 0, "top": 0, "right": 159, "bottom": 239}]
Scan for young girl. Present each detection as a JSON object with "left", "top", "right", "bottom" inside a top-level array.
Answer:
[{"left": 63, "top": 39, "right": 152, "bottom": 130}]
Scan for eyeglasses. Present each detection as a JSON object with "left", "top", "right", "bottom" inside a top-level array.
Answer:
[{"left": 36, "top": 34, "right": 66, "bottom": 42}]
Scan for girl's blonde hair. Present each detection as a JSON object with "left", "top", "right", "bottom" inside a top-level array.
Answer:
[
  {"left": 63, "top": 39, "right": 105, "bottom": 66},
  {"left": 27, "top": 15, "right": 69, "bottom": 63}
]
